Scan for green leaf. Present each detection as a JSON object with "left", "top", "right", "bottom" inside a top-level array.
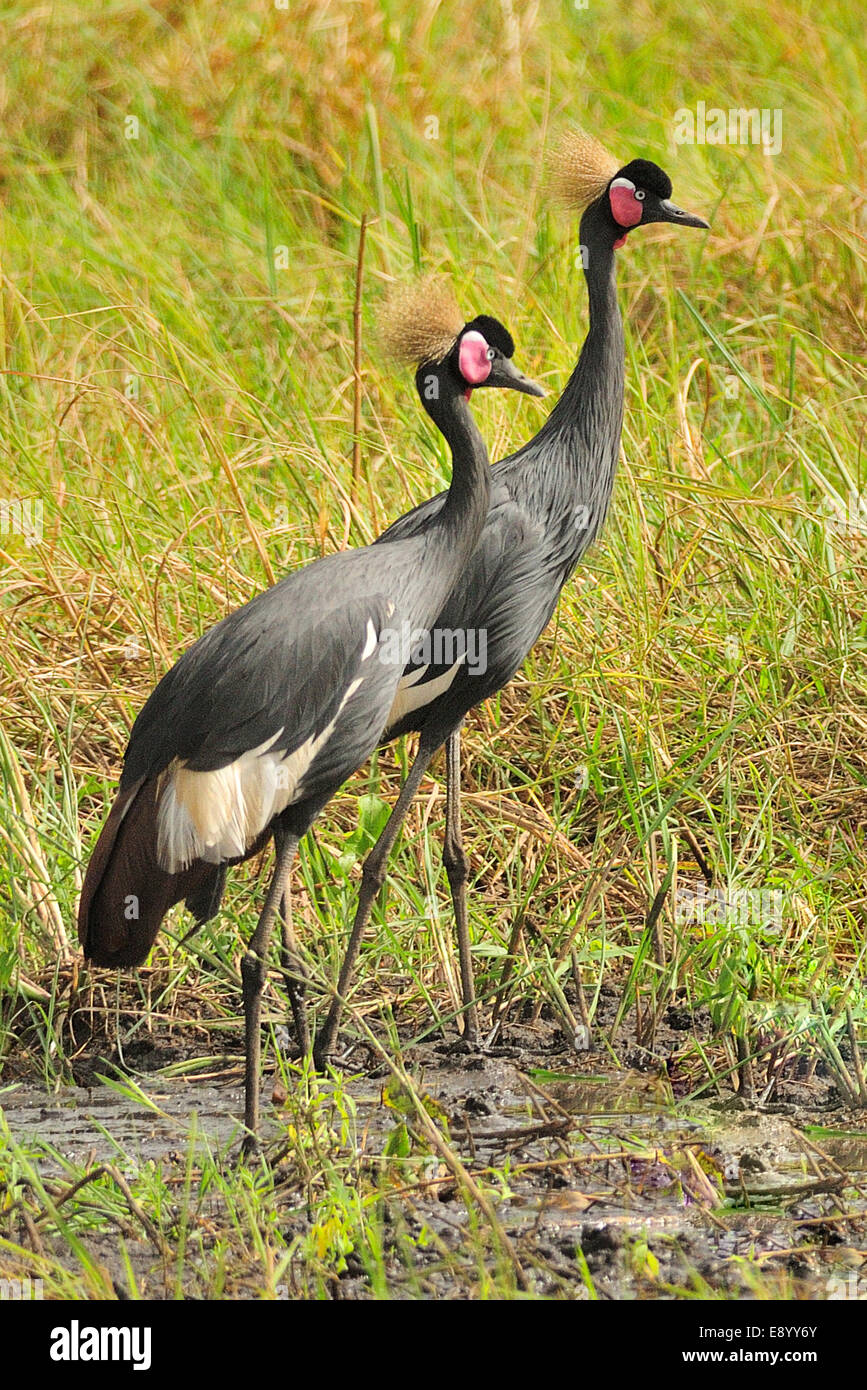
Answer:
[{"left": 383, "top": 1122, "right": 412, "bottom": 1159}]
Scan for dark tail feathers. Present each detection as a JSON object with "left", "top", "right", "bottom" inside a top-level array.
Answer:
[{"left": 78, "top": 778, "right": 226, "bottom": 968}]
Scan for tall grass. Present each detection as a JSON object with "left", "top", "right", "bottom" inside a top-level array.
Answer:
[{"left": 0, "top": 0, "right": 865, "bottom": 1298}]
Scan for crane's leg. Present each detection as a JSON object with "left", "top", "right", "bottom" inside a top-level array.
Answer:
[
  {"left": 442, "top": 725, "right": 479, "bottom": 1042},
  {"left": 313, "top": 731, "right": 440, "bottom": 1068},
  {"left": 241, "top": 829, "right": 299, "bottom": 1156},
  {"left": 279, "top": 905, "right": 310, "bottom": 1058},
  {"left": 276, "top": 827, "right": 311, "bottom": 1058}
]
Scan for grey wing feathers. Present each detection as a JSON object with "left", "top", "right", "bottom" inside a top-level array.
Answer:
[
  {"left": 405, "top": 485, "right": 545, "bottom": 665},
  {"left": 122, "top": 574, "right": 394, "bottom": 788}
]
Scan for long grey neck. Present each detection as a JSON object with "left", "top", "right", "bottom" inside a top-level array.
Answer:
[
  {"left": 423, "top": 380, "right": 491, "bottom": 585},
  {"left": 520, "top": 212, "right": 625, "bottom": 568},
  {"left": 546, "top": 239, "right": 623, "bottom": 435}
]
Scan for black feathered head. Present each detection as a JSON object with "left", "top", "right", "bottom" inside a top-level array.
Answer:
[
  {"left": 379, "top": 278, "right": 543, "bottom": 399},
  {"left": 548, "top": 130, "right": 708, "bottom": 240}
]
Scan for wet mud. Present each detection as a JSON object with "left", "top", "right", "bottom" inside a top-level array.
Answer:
[{"left": 3, "top": 1022, "right": 866, "bottom": 1300}]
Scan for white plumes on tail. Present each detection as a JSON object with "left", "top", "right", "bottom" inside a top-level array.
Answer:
[{"left": 155, "top": 668, "right": 373, "bottom": 870}]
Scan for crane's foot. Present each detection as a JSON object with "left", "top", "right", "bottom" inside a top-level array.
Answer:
[
  {"left": 312, "top": 1036, "right": 336, "bottom": 1073},
  {"left": 436, "top": 1036, "right": 488, "bottom": 1058},
  {"left": 461, "top": 1017, "right": 479, "bottom": 1046},
  {"left": 239, "top": 1131, "right": 263, "bottom": 1163},
  {"left": 434, "top": 1030, "right": 520, "bottom": 1061},
  {"left": 312, "top": 1001, "right": 344, "bottom": 1071}
]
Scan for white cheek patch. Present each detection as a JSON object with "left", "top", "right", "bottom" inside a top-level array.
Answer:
[
  {"left": 458, "top": 330, "right": 492, "bottom": 386},
  {"left": 609, "top": 176, "right": 643, "bottom": 229}
]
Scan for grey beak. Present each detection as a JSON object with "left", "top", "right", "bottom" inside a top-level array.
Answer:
[
  {"left": 659, "top": 199, "right": 710, "bottom": 230},
  {"left": 491, "top": 356, "right": 546, "bottom": 397}
]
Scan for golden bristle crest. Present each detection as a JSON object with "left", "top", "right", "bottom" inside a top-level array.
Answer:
[
  {"left": 547, "top": 128, "right": 621, "bottom": 210},
  {"left": 378, "top": 275, "right": 464, "bottom": 367}
]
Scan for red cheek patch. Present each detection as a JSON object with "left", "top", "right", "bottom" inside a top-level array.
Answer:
[
  {"left": 609, "top": 180, "right": 643, "bottom": 229},
  {"left": 614, "top": 235, "right": 627, "bottom": 250},
  {"left": 458, "top": 330, "right": 492, "bottom": 386}
]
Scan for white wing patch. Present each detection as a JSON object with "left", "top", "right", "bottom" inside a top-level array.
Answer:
[
  {"left": 156, "top": 670, "right": 369, "bottom": 872},
  {"left": 384, "top": 656, "right": 464, "bottom": 733}
]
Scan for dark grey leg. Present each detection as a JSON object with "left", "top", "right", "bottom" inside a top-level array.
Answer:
[
  {"left": 275, "top": 829, "right": 311, "bottom": 1056},
  {"left": 313, "top": 733, "right": 440, "bottom": 1068},
  {"left": 241, "top": 830, "right": 299, "bottom": 1156},
  {"left": 442, "top": 725, "right": 479, "bottom": 1042}
]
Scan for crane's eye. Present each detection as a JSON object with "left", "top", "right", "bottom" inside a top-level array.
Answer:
[
  {"left": 635, "top": 190, "right": 646, "bottom": 201},
  {"left": 486, "top": 347, "right": 496, "bottom": 361}
]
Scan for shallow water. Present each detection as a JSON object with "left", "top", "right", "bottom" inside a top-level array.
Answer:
[{"left": 2, "top": 1049, "right": 866, "bottom": 1299}]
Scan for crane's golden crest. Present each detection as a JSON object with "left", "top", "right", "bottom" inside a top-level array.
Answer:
[
  {"left": 547, "top": 128, "right": 621, "bottom": 210},
  {"left": 378, "top": 274, "right": 464, "bottom": 367}
]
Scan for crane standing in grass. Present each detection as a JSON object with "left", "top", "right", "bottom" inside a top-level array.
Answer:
[
  {"left": 313, "top": 134, "right": 710, "bottom": 1065},
  {"left": 78, "top": 287, "right": 543, "bottom": 1148}
]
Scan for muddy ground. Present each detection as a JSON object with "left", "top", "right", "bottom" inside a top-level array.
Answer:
[{"left": 2, "top": 987, "right": 867, "bottom": 1300}]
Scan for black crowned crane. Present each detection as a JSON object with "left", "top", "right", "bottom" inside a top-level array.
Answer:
[
  {"left": 78, "top": 283, "right": 543, "bottom": 1149},
  {"left": 313, "top": 133, "right": 709, "bottom": 1066}
]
